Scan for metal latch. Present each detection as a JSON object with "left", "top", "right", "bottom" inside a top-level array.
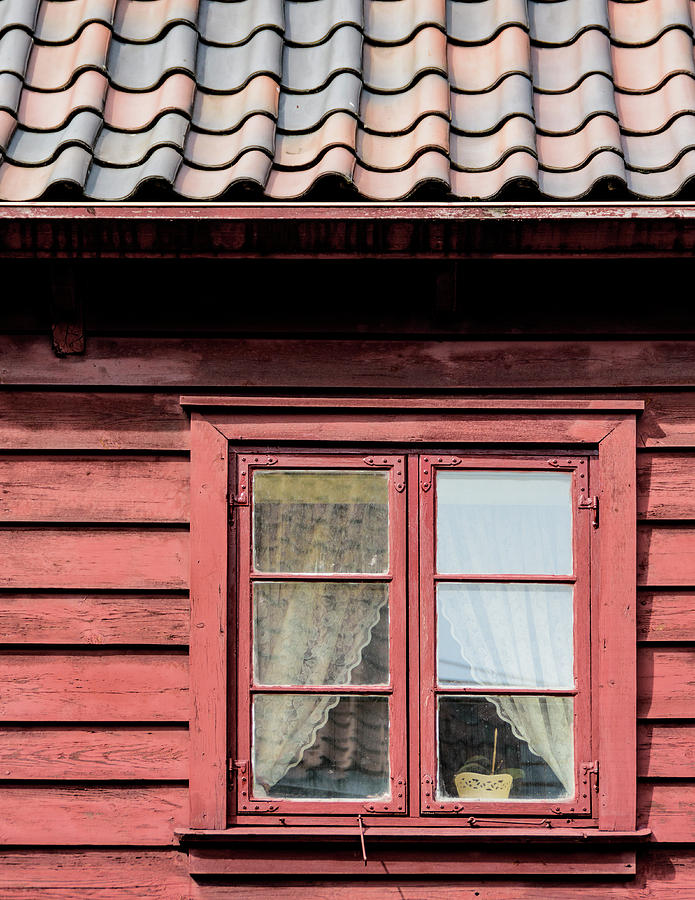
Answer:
[{"left": 578, "top": 495, "right": 599, "bottom": 528}]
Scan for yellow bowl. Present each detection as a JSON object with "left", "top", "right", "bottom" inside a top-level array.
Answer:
[{"left": 454, "top": 772, "right": 513, "bottom": 799}]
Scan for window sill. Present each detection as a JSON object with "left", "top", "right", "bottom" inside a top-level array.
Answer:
[{"left": 177, "top": 826, "right": 651, "bottom": 877}]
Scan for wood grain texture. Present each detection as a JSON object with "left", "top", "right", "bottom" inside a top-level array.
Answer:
[
  {"left": 0, "top": 592, "right": 189, "bottom": 645},
  {"left": 638, "top": 724, "right": 695, "bottom": 778},
  {"left": 0, "top": 786, "right": 186, "bottom": 845},
  {"left": 638, "top": 590, "right": 695, "bottom": 642},
  {"left": 186, "top": 849, "right": 695, "bottom": 898},
  {"left": 189, "top": 418, "right": 228, "bottom": 829},
  {"left": 637, "top": 647, "right": 695, "bottom": 718},
  {"left": 639, "top": 394, "right": 695, "bottom": 448},
  {"left": 595, "top": 419, "right": 637, "bottom": 831},
  {"left": 0, "top": 848, "right": 686, "bottom": 899},
  {"left": 4, "top": 336, "right": 695, "bottom": 389},
  {"left": 0, "top": 850, "right": 189, "bottom": 897},
  {"left": 637, "top": 453, "right": 695, "bottom": 519},
  {"left": 0, "top": 652, "right": 188, "bottom": 721},
  {"left": 0, "top": 726, "right": 188, "bottom": 780},
  {"left": 638, "top": 525, "right": 695, "bottom": 587},
  {"left": 0, "top": 456, "right": 189, "bottom": 523},
  {"left": 189, "top": 845, "right": 636, "bottom": 877},
  {"left": 0, "top": 392, "right": 188, "bottom": 451},
  {"left": 638, "top": 782, "right": 695, "bottom": 842},
  {"left": 0, "top": 527, "right": 189, "bottom": 589}
]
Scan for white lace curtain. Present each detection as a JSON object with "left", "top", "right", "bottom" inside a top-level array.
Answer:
[
  {"left": 253, "top": 581, "right": 387, "bottom": 794},
  {"left": 439, "top": 584, "right": 574, "bottom": 794},
  {"left": 251, "top": 475, "right": 389, "bottom": 797}
]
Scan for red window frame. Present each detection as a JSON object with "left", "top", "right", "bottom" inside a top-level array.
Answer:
[
  {"left": 181, "top": 397, "right": 647, "bottom": 875},
  {"left": 418, "top": 454, "right": 592, "bottom": 818},
  {"left": 234, "top": 453, "right": 408, "bottom": 816}
]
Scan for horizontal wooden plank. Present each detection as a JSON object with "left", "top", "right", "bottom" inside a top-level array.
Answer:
[
  {"left": 0, "top": 850, "right": 189, "bottom": 897},
  {"left": 638, "top": 782, "right": 695, "bottom": 842},
  {"left": 0, "top": 527, "right": 188, "bottom": 590},
  {"left": 639, "top": 393, "right": 695, "bottom": 449},
  {"left": 0, "top": 456, "right": 189, "bottom": 523},
  {"left": 638, "top": 723, "right": 695, "bottom": 778},
  {"left": 638, "top": 590, "right": 695, "bottom": 642},
  {"left": 0, "top": 726, "right": 188, "bottom": 780},
  {"left": 188, "top": 850, "right": 695, "bottom": 898},
  {"left": 637, "top": 647, "right": 695, "bottom": 718},
  {"left": 0, "top": 786, "right": 186, "bottom": 845},
  {"left": 637, "top": 453, "right": 695, "bottom": 519},
  {"left": 0, "top": 652, "right": 188, "bottom": 721},
  {"left": 0, "top": 392, "right": 188, "bottom": 451},
  {"left": 0, "top": 848, "right": 688, "bottom": 900},
  {"left": 638, "top": 524, "right": 695, "bottom": 587},
  {"left": 0, "top": 592, "right": 189, "bottom": 645},
  {"left": 190, "top": 845, "right": 635, "bottom": 877},
  {"left": 5, "top": 336, "right": 695, "bottom": 389},
  {"left": 6, "top": 204, "right": 695, "bottom": 264}
]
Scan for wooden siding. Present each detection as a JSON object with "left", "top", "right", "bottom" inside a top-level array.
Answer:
[{"left": 0, "top": 329, "right": 694, "bottom": 897}]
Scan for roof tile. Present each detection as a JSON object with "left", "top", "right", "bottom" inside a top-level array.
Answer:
[
  {"left": 451, "top": 117, "right": 536, "bottom": 170},
  {"left": 528, "top": 0, "right": 608, "bottom": 45},
  {"left": 447, "top": 0, "right": 527, "bottom": 45},
  {"left": 608, "top": 0, "right": 692, "bottom": 46},
  {"left": 109, "top": 24, "right": 197, "bottom": 91},
  {"left": 85, "top": 145, "right": 182, "bottom": 199},
  {"left": 175, "top": 149, "right": 272, "bottom": 198},
  {"left": 25, "top": 22, "right": 109, "bottom": 90},
  {"left": 194, "top": 75, "right": 280, "bottom": 132},
  {"left": 449, "top": 27, "right": 530, "bottom": 92},
  {"left": 6, "top": 109, "right": 101, "bottom": 164},
  {"left": 35, "top": 0, "right": 115, "bottom": 45},
  {"left": 364, "top": 27, "right": 446, "bottom": 92},
  {"left": 361, "top": 73, "right": 449, "bottom": 134},
  {"left": 285, "top": 0, "right": 360, "bottom": 46},
  {"left": 358, "top": 115, "right": 449, "bottom": 171},
  {"left": 366, "top": 0, "right": 445, "bottom": 45},
  {"left": 199, "top": 0, "right": 284, "bottom": 48},
  {"left": 450, "top": 150, "right": 537, "bottom": 197},
  {"left": 3, "top": 0, "right": 695, "bottom": 201},
  {"left": 282, "top": 26, "right": 362, "bottom": 91},
  {"left": 104, "top": 73, "right": 194, "bottom": 130},
  {"left": 95, "top": 112, "right": 189, "bottom": 165},
  {"left": 185, "top": 115, "right": 276, "bottom": 167},
  {"left": 19, "top": 71, "right": 108, "bottom": 129},
  {"left": 612, "top": 28, "right": 695, "bottom": 93},
  {"left": 0, "top": 0, "right": 39, "bottom": 36},
  {"left": 197, "top": 29, "right": 283, "bottom": 92},
  {"left": 275, "top": 112, "right": 356, "bottom": 167}
]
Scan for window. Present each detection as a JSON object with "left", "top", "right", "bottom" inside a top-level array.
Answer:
[{"left": 183, "top": 398, "right": 646, "bottom": 875}]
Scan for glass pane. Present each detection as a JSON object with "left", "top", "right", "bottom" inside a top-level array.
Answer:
[
  {"left": 436, "top": 470, "right": 572, "bottom": 575},
  {"left": 437, "top": 583, "right": 573, "bottom": 688},
  {"left": 254, "top": 581, "right": 389, "bottom": 686},
  {"left": 253, "top": 470, "right": 389, "bottom": 574},
  {"left": 437, "top": 696, "right": 574, "bottom": 801},
  {"left": 253, "top": 695, "right": 390, "bottom": 800}
]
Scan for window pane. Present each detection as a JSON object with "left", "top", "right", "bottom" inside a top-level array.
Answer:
[
  {"left": 253, "top": 695, "right": 390, "bottom": 800},
  {"left": 436, "top": 470, "right": 572, "bottom": 575},
  {"left": 437, "top": 583, "right": 573, "bottom": 689},
  {"left": 253, "top": 470, "right": 389, "bottom": 573},
  {"left": 437, "top": 696, "right": 574, "bottom": 801},
  {"left": 254, "top": 581, "right": 389, "bottom": 686}
]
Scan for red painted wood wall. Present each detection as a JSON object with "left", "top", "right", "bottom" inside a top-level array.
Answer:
[{"left": 0, "top": 250, "right": 694, "bottom": 897}]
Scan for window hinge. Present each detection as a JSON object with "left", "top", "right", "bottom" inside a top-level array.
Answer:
[
  {"left": 581, "top": 760, "right": 599, "bottom": 793},
  {"left": 228, "top": 492, "right": 247, "bottom": 524},
  {"left": 578, "top": 494, "right": 599, "bottom": 527}
]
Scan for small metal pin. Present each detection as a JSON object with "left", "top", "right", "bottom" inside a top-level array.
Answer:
[{"left": 357, "top": 815, "right": 367, "bottom": 866}]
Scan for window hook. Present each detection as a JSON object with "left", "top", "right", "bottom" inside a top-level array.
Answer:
[{"left": 357, "top": 815, "right": 367, "bottom": 866}]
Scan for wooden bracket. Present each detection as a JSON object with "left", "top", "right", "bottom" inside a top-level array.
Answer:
[{"left": 50, "top": 262, "right": 84, "bottom": 357}]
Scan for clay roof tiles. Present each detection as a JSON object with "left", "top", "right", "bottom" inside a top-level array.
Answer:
[{"left": 2, "top": 0, "right": 695, "bottom": 200}]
